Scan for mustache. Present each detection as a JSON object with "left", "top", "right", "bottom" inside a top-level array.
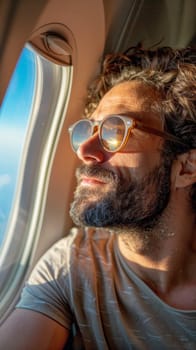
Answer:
[{"left": 76, "top": 164, "right": 119, "bottom": 184}]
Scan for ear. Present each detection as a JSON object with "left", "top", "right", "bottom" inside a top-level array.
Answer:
[{"left": 174, "top": 150, "right": 196, "bottom": 188}]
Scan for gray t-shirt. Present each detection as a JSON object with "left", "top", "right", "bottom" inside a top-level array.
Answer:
[{"left": 17, "top": 227, "right": 196, "bottom": 349}]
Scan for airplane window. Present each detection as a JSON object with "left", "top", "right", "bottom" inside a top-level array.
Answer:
[
  {"left": 0, "top": 45, "right": 72, "bottom": 321},
  {"left": 0, "top": 47, "right": 36, "bottom": 247}
]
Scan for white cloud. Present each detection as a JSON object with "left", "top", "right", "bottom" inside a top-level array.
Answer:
[{"left": 0, "top": 174, "right": 11, "bottom": 188}]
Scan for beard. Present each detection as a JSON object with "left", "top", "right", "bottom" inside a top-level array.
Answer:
[{"left": 69, "top": 157, "right": 172, "bottom": 232}]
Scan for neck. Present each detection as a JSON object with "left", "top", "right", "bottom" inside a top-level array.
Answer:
[{"left": 117, "top": 200, "right": 196, "bottom": 303}]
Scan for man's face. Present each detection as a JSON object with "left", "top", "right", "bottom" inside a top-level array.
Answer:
[{"left": 70, "top": 81, "right": 172, "bottom": 231}]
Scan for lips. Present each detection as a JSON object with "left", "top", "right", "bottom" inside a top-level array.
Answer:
[{"left": 80, "top": 176, "right": 107, "bottom": 186}]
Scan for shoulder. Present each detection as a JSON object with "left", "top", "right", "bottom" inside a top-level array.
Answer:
[{"left": 29, "top": 227, "right": 115, "bottom": 283}]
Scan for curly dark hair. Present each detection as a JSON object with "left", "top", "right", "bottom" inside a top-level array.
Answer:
[{"left": 85, "top": 45, "right": 196, "bottom": 210}]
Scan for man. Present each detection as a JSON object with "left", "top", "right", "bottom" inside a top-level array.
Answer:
[{"left": 0, "top": 46, "right": 195, "bottom": 349}]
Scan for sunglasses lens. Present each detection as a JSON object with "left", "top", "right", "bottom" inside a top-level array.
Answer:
[
  {"left": 101, "top": 116, "right": 126, "bottom": 151},
  {"left": 71, "top": 120, "right": 92, "bottom": 151}
]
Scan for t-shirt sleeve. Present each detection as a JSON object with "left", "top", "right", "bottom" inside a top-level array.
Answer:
[{"left": 16, "top": 233, "right": 76, "bottom": 330}]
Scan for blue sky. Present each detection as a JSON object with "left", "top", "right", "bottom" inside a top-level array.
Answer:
[{"left": 0, "top": 47, "right": 36, "bottom": 244}]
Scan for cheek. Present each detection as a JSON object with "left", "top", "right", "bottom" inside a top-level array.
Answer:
[{"left": 108, "top": 151, "right": 162, "bottom": 182}]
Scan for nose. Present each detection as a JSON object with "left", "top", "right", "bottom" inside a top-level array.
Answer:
[{"left": 76, "top": 132, "right": 105, "bottom": 164}]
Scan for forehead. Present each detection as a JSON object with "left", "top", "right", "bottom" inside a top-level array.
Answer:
[{"left": 93, "top": 80, "right": 163, "bottom": 128}]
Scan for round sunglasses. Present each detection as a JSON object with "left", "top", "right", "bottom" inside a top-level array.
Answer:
[{"left": 68, "top": 114, "right": 186, "bottom": 153}]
